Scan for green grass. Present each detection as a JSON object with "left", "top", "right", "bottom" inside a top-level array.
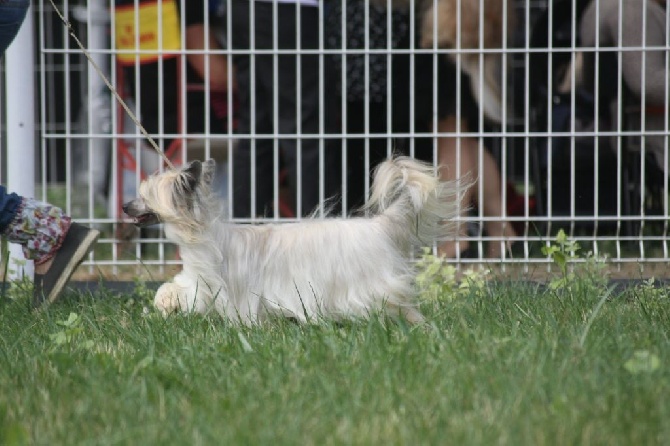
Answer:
[{"left": 0, "top": 273, "right": 669, "bottom": 446}]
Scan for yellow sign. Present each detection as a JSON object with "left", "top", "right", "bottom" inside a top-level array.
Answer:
[{"left": 114, "top": 0, "right": 181, "bottom": 65}]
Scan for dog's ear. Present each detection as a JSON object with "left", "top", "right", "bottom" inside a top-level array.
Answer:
[
  {"left": 202, "top": 159, "right": 216, "bottom": 185},
  {"left": 183, "top": 160, "right": 202, "bottom": 191}
]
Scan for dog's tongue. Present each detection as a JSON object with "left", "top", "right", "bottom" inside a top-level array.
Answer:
[
  {"left": 131, "top": 212, "right": 160, "bottom": 227},
  {"left": 136, "top": 215, "right": 150, "bottom": 225}
]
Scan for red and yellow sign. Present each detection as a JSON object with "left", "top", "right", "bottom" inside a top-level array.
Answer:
[{"left": 114, "top": 0, "right": 181, "bottom": 65}]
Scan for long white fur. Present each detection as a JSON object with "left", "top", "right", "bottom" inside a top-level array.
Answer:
[{"left": 130, "top": 157, "right": 463, "bottom": 325}]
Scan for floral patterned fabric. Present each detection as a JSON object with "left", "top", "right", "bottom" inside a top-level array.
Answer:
[{"left": 2, "top": 197, "right": 71, "bottom": 265}]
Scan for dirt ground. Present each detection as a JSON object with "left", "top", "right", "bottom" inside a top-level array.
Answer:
[{"left": 69, "top": 260, "right": 670, "bottom": 284}]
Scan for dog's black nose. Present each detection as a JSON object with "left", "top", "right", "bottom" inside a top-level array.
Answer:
[{"left": 122, "top": 203, "right": 130, "bottom": 214}]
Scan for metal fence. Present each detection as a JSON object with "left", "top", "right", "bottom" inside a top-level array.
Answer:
[{"left": 1, "top": 0, "right": 669, "bottom": 279}]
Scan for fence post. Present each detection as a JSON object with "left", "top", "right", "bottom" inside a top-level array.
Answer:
[
  {"left": 72, "top": 5, "right": 112, "bottom": 212},
  {"left": 5, "top": 4, "right": 36, "bottom": 280}
]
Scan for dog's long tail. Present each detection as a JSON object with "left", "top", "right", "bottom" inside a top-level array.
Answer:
[{"left": 365, "top": 156, "right": 467, "bottom": 247}]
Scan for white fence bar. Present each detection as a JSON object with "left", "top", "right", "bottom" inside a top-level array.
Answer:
[{"left": 72, "top": 3, "right": 111, "bottom": 214}]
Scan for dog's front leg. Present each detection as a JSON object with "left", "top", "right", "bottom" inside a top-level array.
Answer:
[{"left": 154, "top": 282, "right": 185, "bottom": 316}]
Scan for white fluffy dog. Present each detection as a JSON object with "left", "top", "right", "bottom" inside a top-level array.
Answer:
[{"left": 123, "top": 157, "right": 462, "bottom": 325}]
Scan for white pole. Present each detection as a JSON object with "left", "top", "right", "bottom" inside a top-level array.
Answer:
[
  {"left": 72, "top": 5, "right": 111, "bottom": 205},
  {"left": 5, "top": 4, "right": 36, "bottom": 280}
]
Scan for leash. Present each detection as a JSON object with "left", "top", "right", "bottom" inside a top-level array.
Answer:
[{"left": 47, "top": 0, "right": 175, "bottom": 169}]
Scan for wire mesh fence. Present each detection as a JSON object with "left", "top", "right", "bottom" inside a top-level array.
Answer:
[{"left": 1, "top": 0, "right": 669, "bottom": 279}]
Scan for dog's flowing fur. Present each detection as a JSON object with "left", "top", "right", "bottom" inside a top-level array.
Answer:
[
  {"left": 372, "top": 0, "right": 515, "bottom": 123},
  {"left": 123, "top": 157, "right": 463, "bottom": 325}
]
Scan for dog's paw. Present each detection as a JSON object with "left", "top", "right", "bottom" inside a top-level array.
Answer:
[{"left": 154, "top": 284, "right": 182, "bottom": 317}]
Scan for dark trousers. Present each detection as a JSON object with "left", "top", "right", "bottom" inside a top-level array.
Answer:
[
  {"left": 231, "top": 0, "right": 335, "bottom": 218},
  {"left": 0, "top": 0, "right": 29, "bottom": 55},
  {"left": 0, "top": 185, "right": 22, "bottom": 234}
]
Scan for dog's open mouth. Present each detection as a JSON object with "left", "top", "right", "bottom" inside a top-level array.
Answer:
[
  {"left": 129, "top": 212, "right": 161, "bottom": 227},
  {"left": 123, "top": 200, "right": 161, "bottom": 227}
]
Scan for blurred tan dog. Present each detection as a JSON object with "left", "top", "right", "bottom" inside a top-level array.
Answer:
[{"left": 374, "top": 0, "right": 515, "bottom": 123}]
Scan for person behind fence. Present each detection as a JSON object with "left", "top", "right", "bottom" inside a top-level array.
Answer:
[
  {"left": 325, "top": 0, "right": 517, "bottom": 258},
  {"left": 579, "top": 0, "right": 669, "bottom": 172},
  {"left": 419, "top": 0, "right": 518, "bottom": 258},
  {"left": 324, "top": 1, "right": 413, "bottom": 213},
  {"left": 229, "top": 0, "right": 336, "bottom": 218},
  {"left": 113, "top": 0, "right": 234, "bottom": 165},
  {"left": 434, "top": 104, "right": 518, "bottom": 259},
  {"left": 179, "top": 0, "right": 237, "bottom": 192},
  {"left": 0, "top": 0, "right": 100, "bottom": 307}
]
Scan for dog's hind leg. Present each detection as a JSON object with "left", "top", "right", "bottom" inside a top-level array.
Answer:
[{"left": 390, "top": 305, "right": 426, "bottom": 325}]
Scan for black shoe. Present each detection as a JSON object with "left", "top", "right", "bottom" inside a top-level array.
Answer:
[{"left": 33, "top": 223, "right": 100, "bottom": 307}]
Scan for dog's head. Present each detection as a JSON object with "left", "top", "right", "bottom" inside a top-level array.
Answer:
[{"left": 123, "top": 159, "right": 218, "bottom": 232}]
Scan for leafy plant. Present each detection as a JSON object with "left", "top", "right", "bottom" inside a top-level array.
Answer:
[
  {"left": 49, "top": 312, "right": 94, "bottom": 352},
  {"left": 415, "top": 247, "right": 490, "bottom": 301},
  {"left": 127, "top": 278, "right": 158, "bottom": 317},
  {"left": 624, "top": 350, "right": 661, "bottom": 374},
  {"left": 3, "top": 258, "right": 34, "bottom": 302},
  {"left": 541, "top": 229, "right": 580, "bottom": 291},
  {"left": 542, "top": 229, "right": 609, "bottom": 294},
  {"left": 628, "top": 277, "right": 668, "bottom": 300}
]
